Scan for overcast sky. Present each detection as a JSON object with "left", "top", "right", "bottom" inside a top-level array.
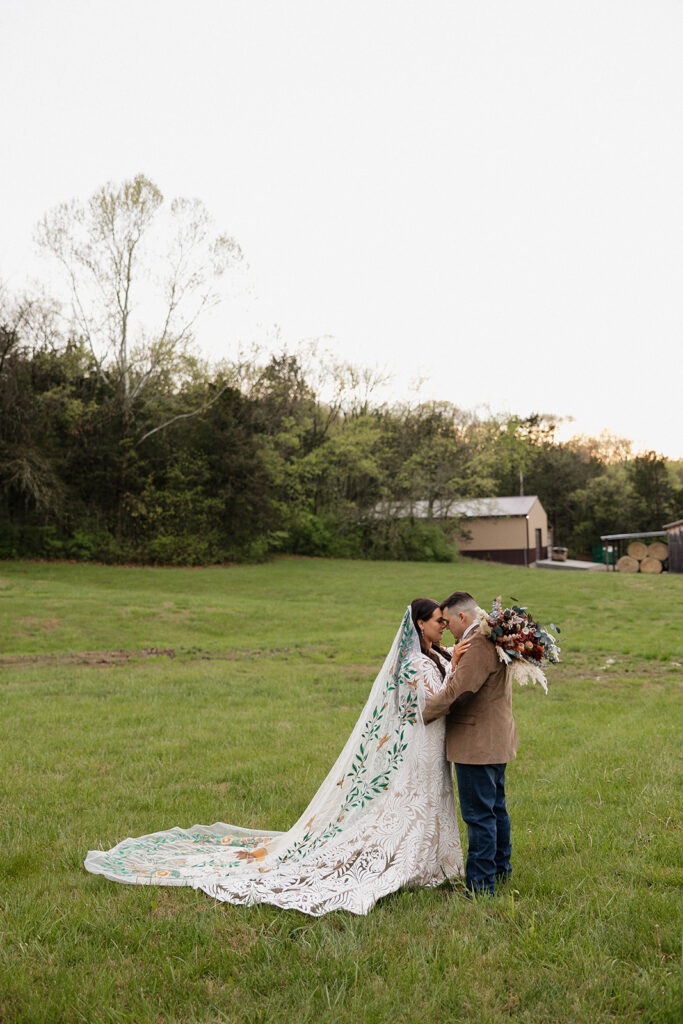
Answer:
[{"left": 2, "top": 0, "right": 682, "bottom": 457}]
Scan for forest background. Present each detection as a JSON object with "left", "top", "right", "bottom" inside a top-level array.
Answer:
[{"left": 1, "top": 176, "right": 681, "bottom": 567}]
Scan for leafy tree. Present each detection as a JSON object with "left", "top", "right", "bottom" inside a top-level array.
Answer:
[
  {"left": 2, "top": 274, "right": 679, "bottom": 565},
  {"left": 570, "top": 465, "right": 641, "bottom": 554},
  {"left": 629, "top": 451, "right": 676, "bottom": 528},
  {"left": 0, "top": 291, "right": 114, "bottom": 555}
]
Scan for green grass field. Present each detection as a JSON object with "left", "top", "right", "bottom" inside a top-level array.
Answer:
[{"left": 1, "top": 557, "right": 681, "bottom": 1024}]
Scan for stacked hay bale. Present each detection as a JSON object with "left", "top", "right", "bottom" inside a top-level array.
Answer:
[{"left": 616, "top": 540, "right": 668, "bottom": 574}]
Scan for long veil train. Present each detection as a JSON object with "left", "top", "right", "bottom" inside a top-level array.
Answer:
[{"left": 85, "top": 608, "right": 462, "bottom": 916}]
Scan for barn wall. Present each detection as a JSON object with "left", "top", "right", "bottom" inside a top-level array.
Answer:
[
  {"left": 456, "top": 499, "right": 548, "bottom": 556},
  {"left": 458, "top": 516, "right": 527, "bottom": 551},
  {"left": 464, "top": 548, "right": 537, "bottom": 566},
  {"left": 667, "top": 524, "right": 683, "bottom": 573},
  {"left": 527, "top": 499, "right": 549, "bottom": 547}
]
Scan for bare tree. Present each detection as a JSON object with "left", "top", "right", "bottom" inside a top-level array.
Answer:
[
  {"left": 568, "top": 429, "right": 633, "bottom": 465},
  {"left": 295, "top": 336, "right": 391, "bottom": 428},
  {"left": 35, "top": 174, "right": 243, "bottom": 533},
  {"left": 35, "top": 173, "right": 243, "bottom": 444}
]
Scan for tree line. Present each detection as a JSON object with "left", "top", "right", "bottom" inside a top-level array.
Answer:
[{"left": 1, "top": 176, "right": 680, "bottom": 564}]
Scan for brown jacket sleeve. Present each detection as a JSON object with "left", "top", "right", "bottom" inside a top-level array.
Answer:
[{"left": 421, "top": 637, "right": 494, "bottom": 724}]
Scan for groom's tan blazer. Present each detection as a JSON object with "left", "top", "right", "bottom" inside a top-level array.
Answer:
[{"left": 422, "top": 626, "right": 519, "bottom": 765}]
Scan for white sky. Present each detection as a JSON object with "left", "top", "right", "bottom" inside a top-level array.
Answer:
[{"left": 2, "top": 0, "right": 682, "bottom": 457}]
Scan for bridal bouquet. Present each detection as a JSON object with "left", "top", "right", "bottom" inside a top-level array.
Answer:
[{"left": 476, "top": 597, "right": 561, "bottom": 692}]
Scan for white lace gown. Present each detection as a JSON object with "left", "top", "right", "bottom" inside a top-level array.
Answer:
[{"left": 85, "top": 612, "right": 463, "bottom": 916}]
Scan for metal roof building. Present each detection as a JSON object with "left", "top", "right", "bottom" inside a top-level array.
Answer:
[
  {"left": 396, "top": 496, "right": 541, "bottom": 519},
  {"left": 384, "top": 495, "right": 548, "bottom": 566}
]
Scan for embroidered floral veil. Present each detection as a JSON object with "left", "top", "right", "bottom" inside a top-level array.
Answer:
[{"left": 85, "top": 607, "right": 462, "bottom": 915}]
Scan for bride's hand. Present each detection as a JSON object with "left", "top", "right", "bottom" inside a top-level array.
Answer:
[{"left": 451, "top": 639, "right": 470, "bottom": 667}]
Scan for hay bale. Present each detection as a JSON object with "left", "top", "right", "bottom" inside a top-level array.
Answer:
[
  {"left": 646, "top": 541, "right": 668, "bottom": 561},
  {"left": 617, "top": 555, "right": 640, "bottom": 573},
  {"left": 640, "top": 556, "right": 663, "bottom": 574},
  {"left": 627, "top": 540, "right": 648, "bottom": 560}
]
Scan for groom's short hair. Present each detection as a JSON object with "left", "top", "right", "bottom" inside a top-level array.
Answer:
[{"left": 441, "top": 591, "right": 477, "bottom": 615}]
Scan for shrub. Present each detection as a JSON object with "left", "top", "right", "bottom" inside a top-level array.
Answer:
[
  {"left": 365, "top": 519, "right": 457, "bottom": 562},
  {"left": 284, "top": 514, "right": 457, "bottom": 562},
  {"left": 142, "top": 532, "right": 225, "bottom": 566}
]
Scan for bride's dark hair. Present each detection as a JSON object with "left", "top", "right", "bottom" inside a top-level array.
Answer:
[{"left": 410, "top": 598, "right": 450, "bottom": 679}]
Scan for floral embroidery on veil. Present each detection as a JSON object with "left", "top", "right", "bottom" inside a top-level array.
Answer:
[{"left": 85, "top": 607, "right": 463, "bottom": 915}]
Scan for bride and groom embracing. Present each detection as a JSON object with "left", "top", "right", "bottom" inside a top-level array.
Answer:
[{"left": 85, "top": 589, "right": 519, "bottom": 916}]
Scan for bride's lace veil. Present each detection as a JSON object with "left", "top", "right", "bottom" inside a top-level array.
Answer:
[
  {"left": 85, "top": 607, "right": 431, "bottom": 901},
  {"left": 267, "top": 605, "right": 424, "bottom": 859}
]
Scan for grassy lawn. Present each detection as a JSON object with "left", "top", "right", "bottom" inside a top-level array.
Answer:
[{"left": 0, "top": 557, "right": 681, "bottom": 1023}]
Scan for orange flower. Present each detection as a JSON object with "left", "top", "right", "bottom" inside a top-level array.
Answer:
[{"left": 236, "top": 847, "right": 268, "bottom": 863}]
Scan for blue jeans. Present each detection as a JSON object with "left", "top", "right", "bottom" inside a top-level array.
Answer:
[{"left": 454, "top": 762, "right": 511, "bottom": 895}]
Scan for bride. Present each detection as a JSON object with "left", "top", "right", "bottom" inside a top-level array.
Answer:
[{"left": 85, "top": 598, "right": 470, "bottom": 916}]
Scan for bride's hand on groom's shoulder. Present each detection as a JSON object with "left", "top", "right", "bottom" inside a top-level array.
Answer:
[{"left": 451, "top": 639, "right": 470, "bottom": 667}]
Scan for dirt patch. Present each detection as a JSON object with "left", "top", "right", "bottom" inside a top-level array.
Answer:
[
  {"left": 0, "top": 645, "right": 302, "bottom": 668},
  {"left": 338, "top": 663, "right": 377, "bottom": 676},
  {"left": 550, "top": 655, "right": 683, "bottom": 692},
  {"left": 154, "top": 608, "right": 191, "bottom": 622},
  {"left": 0, "top": 647, "right": 177, "bottom": 667},
  {"left": 15, "top": 614, "right": 60, "bottom": 630}
]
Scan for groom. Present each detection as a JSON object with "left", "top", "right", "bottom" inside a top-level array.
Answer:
[{"left": 422, "top": 590, "right": 518, "bottom": 895}]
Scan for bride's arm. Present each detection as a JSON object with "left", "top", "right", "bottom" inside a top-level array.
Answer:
[
  {"left": 417, "top": 656, "right": 448, "bottom": 698},
  {"left": 421, "top": 639, "right": 471, "bottom": 723}
]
